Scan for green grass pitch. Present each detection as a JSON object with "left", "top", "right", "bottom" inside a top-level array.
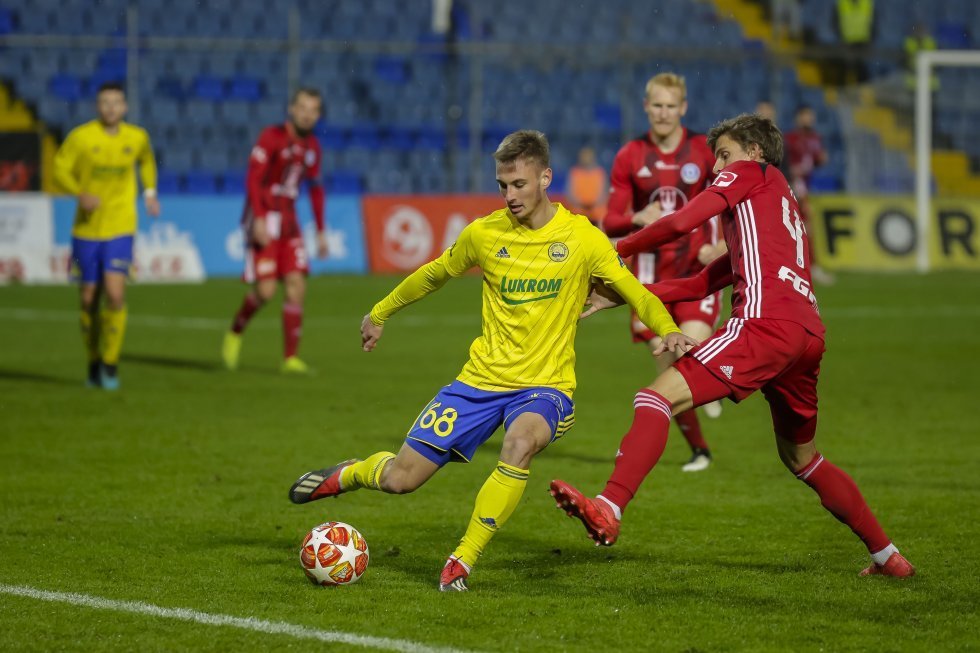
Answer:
[{"left": 1, "top": 272, "right": 978, "bottom": 652}]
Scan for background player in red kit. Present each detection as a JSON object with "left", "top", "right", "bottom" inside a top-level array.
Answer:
[
  {"left": 552, "top": 113, "right": 914, "bottom": 578},
  {"left": 222, "top": 88, "right": 328, "bottom": 374},
  {"left": 785, "top": 104, "right": 833, "bottom": 285},
  {"left": 602, "top": 72, "right": 726, "bottom": 472}
]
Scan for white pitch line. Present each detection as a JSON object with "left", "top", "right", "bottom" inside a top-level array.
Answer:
[{"left": 0, "top": 583, "right": 475, "bottom": 653}]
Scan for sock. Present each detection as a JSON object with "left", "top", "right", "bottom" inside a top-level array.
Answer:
[
  {"left": 674, "top": 410, "right": 709, "bottom": 451},
  {"left": 871, "top": 543, "right": 899, "bottom": 566},
  {"left": 600, "top": 389, "right": 672, "bottom": 512},
  {"left": 282, "top": 302, "right": 303, "bottom": 359},
  {"left": 80, "top": 309, "right": 100, "bottom": 364},
  {"left": 796, "top": 453, "right": 891, "bottom": 555},
  {"left": 231, "top": 293, "right": 261, "bottom": 334},
  {"left": 452, "top": 461, "right": 529, "bottom": 569},
  {"left": 340, "top": 452, "right": 397, "bottom": 491},
  {"left": 100, "top": 305, "right": 128, "bottom": 366}
]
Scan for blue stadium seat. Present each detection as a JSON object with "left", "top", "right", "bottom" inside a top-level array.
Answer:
[
  {"left": 191, "top": 75, "right": 226, "bottom": 101},
  {"left": 328, "top": 171, "right": 364, "bottom": 194},
  {"left": 185, "top": 170, "right": 218, "bottom": 194},
  {"left": 49, "top": 74, "right": 84, "bottom": 102},
  {"left": 0, "top": 8, "right": 14, "bottom": 34},
  {"left": 227, "top": 75, "right": 262, "bottom": 102},
  {"left": 220, "top": 171, "right": 246, "bottom": 195},
  {"left": 156, "top": 78, "right": 186, "bottom": 100},
  {"left": 347, "top": 124, "right": 382, "bottom": 150},
  {"left": 383, "top": 127, "right": 417, "bottom": 152},
  {"left": 157, "top": 170, "right": 182, "bottom": 194},
  {"left": 374, "top": 56, "right": 409, "bottom": 84}
]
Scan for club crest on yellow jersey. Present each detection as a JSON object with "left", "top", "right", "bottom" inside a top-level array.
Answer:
[{"left": 548, "top": 242, "right": 569, "bottom": 262}]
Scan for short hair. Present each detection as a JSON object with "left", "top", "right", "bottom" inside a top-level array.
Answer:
[
  {"left": 707, "top": 113, "right": 784, "bottom": 165},
  {"left": 96, "top": 82, "right": 125, "bottom": 96},
  {"left": 494, "top": 130, "right": 550, "bottom": 169},
  {"left": 290, "top": 86, "right": 322, "bottom": 107},
  {"left": 644, "top": 72, "right": 687, "bottom": 101}
]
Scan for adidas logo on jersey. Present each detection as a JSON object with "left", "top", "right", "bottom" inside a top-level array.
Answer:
[
  {"left": 719, "top": 365, "right": 734, "bottom": 379},
  {"left": 495, "top": 247, "right": 510, "bottom": 258},
  {"left": 637, "top": 166, "right": 653, "bottom": 178}
]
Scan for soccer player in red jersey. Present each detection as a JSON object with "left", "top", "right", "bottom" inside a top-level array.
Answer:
[
  {"left": 551, "top": 114, "right": 914, "bottom": 578},
  {"left": 784, "top": 104, "right": 833, "bottom": 285},
  {"left": 222, "top": 88, "right": 329, "bottom": 374},
  {"left": 602, "top": 73, "right": 726, "bottom": 472}
]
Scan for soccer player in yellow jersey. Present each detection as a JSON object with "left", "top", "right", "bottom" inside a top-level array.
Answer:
[
  {"left": 53, "top": 82, "right": 160, "bottom": 390},
  {"left": 288, "top": 131, "right": 697, "bottom": 591}
]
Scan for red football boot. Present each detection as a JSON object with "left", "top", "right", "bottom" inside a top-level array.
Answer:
[
  {"left": 549, "top": 479, "right": 621, "bottom": 546},
  {"left": 439, "top": 555, "right": 470, "bottom": 592},
  {"left": 860, "top": 552, "right": 916, "bottom": 578},
  {"left": 288, "top": 459, "right": 358, "bottom": 504}
]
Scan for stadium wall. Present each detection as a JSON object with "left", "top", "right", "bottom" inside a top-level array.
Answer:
[{"left": 3, "top": 193, "right": 977, "bottom": 284}]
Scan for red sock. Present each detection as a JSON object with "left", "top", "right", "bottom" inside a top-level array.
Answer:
[
  {"left": 797, "top": 453, "right": 891, "bottom": 554},
  {"left": 282, "top": 302, "right": 303, "bottom": 358},
  {"left": 674, "top": 410, "right": 708, "bottom": 451},
  {"left": 599, "top": 389, "right": 672, "bottom": 512},
  {"left": 231, "top": 293, "right": 261, "bottom": 334}
]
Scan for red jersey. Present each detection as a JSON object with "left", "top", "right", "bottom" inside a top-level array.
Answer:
[
  {"left": 617, "top": 160, "right": 824, "bottom": 340},
  {"left": 603, "top": 128, "right": 718, "bottom": 282},
  {"left": 242, "top": 123, "right": 325, "bottom": 241},
  {"left": 784, "top": 128, "right": 825, "bottom": 185}
]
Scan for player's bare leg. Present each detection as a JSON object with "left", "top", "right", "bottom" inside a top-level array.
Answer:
[
  {"left": 553, "top": 368, "right": 696, "bottom": 545},
  {"left": 445, "top": 413, "right": 551, "bottom": 591},
  {"left": 99, "top": 271, "right": 128, "bottom": 391},
  {"left": 79, "top": 282, "right": 102, "bottom": 387},
  {"left": 281, "top": 271, "right": 309, "bottom": 374},
  {"left": 649, "top": 320, "right": 715, "bottom": 471},
  {"left": 775, "top": 427, "right": 914, "bottom": 578},
  {"left": 224, "top": 278, "right": 275, "bottom": 370}
]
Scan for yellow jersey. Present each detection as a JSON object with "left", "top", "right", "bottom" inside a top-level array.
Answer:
[
  {"left": 53, "top": 120, "right": 157, "bottom": 240},
  {"left": 370, "top": 203, "right": 680, "bottom": 397}
]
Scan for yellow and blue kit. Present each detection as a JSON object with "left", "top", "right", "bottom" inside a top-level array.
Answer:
[
  {"left": 53, "top": 120, "right": 157, "bottom": 280},
  {"left": 369, "top": 203, "right": 681, "bottom": 464}
]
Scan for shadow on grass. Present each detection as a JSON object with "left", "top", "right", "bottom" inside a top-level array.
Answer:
[
  {"left": 0, "top": 368, "right": 80, "bottom": 386},
  {"left": 122, "top": 352, "right": 222, "bottom": 372}
]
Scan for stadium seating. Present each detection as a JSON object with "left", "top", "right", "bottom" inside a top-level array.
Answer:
[{"left": 22, "top": 0, "right": 977, "bottom": 194}]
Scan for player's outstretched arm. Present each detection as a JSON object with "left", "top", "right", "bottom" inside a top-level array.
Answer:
[
  {"left": 617, "top": 191, "right": 728, "bottom": 258},
  {"left": 580, "top": 280, "right": 626, "bottom": 320},
  {"left": 645, "top": 252, "right": 733, "bottom": 304},
  {"left": 360, "top": 314, "right": 384, "bottom": 352}
]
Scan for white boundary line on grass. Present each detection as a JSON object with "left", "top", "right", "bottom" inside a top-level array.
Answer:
[{"left": 0, "top": 583, "right": 475, "bottom": 653}]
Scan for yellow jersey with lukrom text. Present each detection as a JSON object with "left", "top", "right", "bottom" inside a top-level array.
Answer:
[
  {"left": 370, "top": 203, "right": 680, "bottom": 397},
  {"left": 53, "top": 120, "right": 158, "bottom": 240}
]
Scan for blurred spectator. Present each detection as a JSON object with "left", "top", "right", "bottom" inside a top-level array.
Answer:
[
  {"left": 904, "top": 21, "right": 938, "bottom": 91},
  {"left": 770, "top": 0, "right": 802, "bottom": 41},
  {"left": 785, "top": 105, "right": 834, "bottom": 284},
  {"left": 565, "top": 146, "right": 607, "bottom": 224},
  {"left": 755, "top": 100, "right": 777, "bottom": 123},
  {"left": 834, "top": 0, "right": 875, "bottom": 84}
]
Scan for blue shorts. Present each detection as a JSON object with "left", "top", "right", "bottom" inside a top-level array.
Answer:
[
  {"left": 70, "top": 236, "right": 134, "bottom": 283},
  {"left": 405, "top": 380, "right": 575, "bottom": 466}
]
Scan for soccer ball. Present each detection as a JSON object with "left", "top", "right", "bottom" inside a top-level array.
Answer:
[{"left": 299, "top": 521, "right": 369, "bottom": 586}]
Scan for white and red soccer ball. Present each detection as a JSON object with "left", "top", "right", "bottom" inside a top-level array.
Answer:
[{"left": 300, "top": 521, "right": 369, "bottom": 586}]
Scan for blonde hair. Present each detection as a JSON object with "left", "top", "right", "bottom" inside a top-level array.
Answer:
[
  {"left": 494, "top": 130, "right": 550, "bottom": 169},
  {"left": 644, "top": 72, "right": 687, "bottom": 101}
]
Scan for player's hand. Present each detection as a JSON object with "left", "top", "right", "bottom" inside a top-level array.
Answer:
[
  {"left": 79, "top": 193, "right": 100, "bottom": 212},
  {"left": 697, "top": 243, "right": 716, "bottom": 266},
  {"left": 653, "top": 332, "right": 699, "bottom": 356},
  {"left": 252, "top": 217, "right": 270, "bottom": 247},
  {"left": 360, "top": 314, "right": 383, "bottom": 352},
  {"left": 580, "top": 280, "right": 625, "bottom": 319},
  {"left": 145, "top": 196, "right": 161, "bottom": 218},
  {"left": 316, "top": 232, "right": 329, "bottom": 259},
  {"left": 631, "top": 202, "right": 661, "bottom": 227}
]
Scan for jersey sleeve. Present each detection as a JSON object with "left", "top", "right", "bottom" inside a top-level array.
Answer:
[
  {"left": 53, "top": 129, "right": 83, "bottom": 195},
  {"left": 368, "top": 222, "right": 478, "bottom": 325},
  {"left": 601, "top": 144, "right": 636, "bottom": 237},
  {"left": 306, "top": 139, "right": 325, "bottom": 232},
  {"left": 138, "top": 129, "right": 158, "bottom": 194},
  {"left": 702, "top": 160, "right": 766, "bottom": 209},
  {"left": 246, "top": 128, "right": 277, "bottom": 218}
]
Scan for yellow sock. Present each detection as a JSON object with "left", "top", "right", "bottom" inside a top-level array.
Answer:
[
  {"left": 80, "top": 310, "right": 100, "bottom": 362},
  {"left": 100, "top": 305, "right": 128, "bottom": 365},
  {"left": 452, "top": 461, "right": 529, "bottom": 569},
  {"left": 340, "top": 451, "right": 396, "bottom": 491}
]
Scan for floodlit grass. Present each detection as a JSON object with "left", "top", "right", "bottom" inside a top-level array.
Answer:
[{"left": 1, "top": 273, "right": 978, "bottom": 651}]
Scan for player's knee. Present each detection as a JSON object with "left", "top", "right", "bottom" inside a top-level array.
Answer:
[
  {"left": 500, "top": 429, "right": 545, "bottom": 466},
  {"left": 105, "top": 292, "right": 125, "bottom": 310}
]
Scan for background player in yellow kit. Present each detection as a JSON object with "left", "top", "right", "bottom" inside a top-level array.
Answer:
[
  {"left": 53, "top": 82, "right": 160, "bottom": 390},
  {"left": 288, "top": 130, "right": 697, "bottom": 591}
]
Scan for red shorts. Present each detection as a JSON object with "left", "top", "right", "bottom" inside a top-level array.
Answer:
[
  {"left": 631, "top": 291, "right": 722, "bottom": 342},
  {"left": 244, "top": 236, "right": 309, "bottom": 282},
  {"left": 674, "top": 317, "right": 826, "bottom": 444}
]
